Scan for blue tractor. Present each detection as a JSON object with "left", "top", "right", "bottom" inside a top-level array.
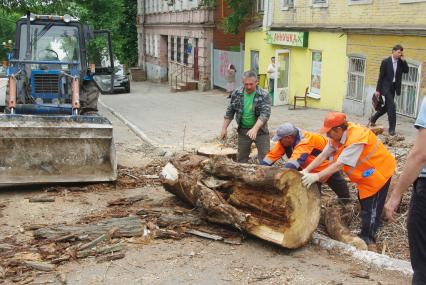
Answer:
[{"left": 0, "top": 13, "right": 117, "bottom": 186}]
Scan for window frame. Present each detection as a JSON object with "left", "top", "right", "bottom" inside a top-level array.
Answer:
[
  {"left": 171, "top": 36, "right": 175, "bottom": 61},
  {"left": 400, "top": 0, "right": 426, "bottom": 3},
  {"left": 257, "top": 0, "right": 265, "bottom": 13},
  {"left": 311, "top": 0, "right": 328, "bottom": 8},
  {"left": 346, "top": 55, "right": 366, "bottom": 102},
  {"left": 308, "top": 50, "right": 322, "bottom": 99},
  {"left": 281, "top": 0, "right": 294, "bottom": 10},
  {"left": 397, "top": 61, "right": 421, "bottom": 117},
  {"left": 348, "top": 0, "right": 373, "bottom": 5},
  {"left": 176, "top": 37, "right": 181, "bottom": 63}
]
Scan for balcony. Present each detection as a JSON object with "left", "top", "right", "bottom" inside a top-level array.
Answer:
[{"left": 144, "top": 7, "right": 214, "bottom": 25}]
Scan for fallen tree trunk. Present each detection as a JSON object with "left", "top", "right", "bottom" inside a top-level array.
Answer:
[
  {"left": 324, "top": 204, "right": 367, "bottom": 250},
  {"left": 160, "top": 154, "right": 321, "bottom": 249}
]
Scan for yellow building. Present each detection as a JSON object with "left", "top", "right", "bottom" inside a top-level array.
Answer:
[
  {"left": 248, "top": 0, "right": 426, "bottom": 117},
  {"left": 245, "top": 28, "right": 347, "bottom": 111}
]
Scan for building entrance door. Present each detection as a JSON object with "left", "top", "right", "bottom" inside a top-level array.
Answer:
[{"left": 274, "top": 49, "right": 290, "bottom": 106}]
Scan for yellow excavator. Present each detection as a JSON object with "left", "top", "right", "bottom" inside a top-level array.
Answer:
[{"left": 0, "top": 13, "right": 117, "bottom": 186}]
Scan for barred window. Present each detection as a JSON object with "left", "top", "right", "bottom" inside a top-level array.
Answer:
[
  {"left": 346, "top": 57, "right": 366, "bottom": 101},
  {"left": 171, "top": 37, "right": 175, "bottom": 61},
  {"left": 183, "top": 38, "right": 189, "bottom": 65},
  {"left": 396, "top": 63, "right": 419, "bottom": 117},
  {"left": 177, "top": 37, "right": 181, "bottom": 63},
  {"left": 312, "top": 0, "right": 328, "bottom": 6}
]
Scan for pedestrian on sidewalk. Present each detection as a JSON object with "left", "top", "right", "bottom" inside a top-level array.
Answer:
[
  {"left": 220, "top": 70, "right": 271, "bottom": 163},
  {"left": 267, "top": 57, "right": 276, "bottom": 97},
  {"left": 370, "top": 44, "right": 409, "bottom": 136},
  {"left": 385, "top": 97, "right": 426, "bottom": 285},
  {"left": 301, "top": 112, "right": 396, "bottom": 251},
  {"left": 226, "top": 64, "right": 237, "bottom": 98},
  {"left": 261, "top": 123, "right": 350, "bottom": 203}
]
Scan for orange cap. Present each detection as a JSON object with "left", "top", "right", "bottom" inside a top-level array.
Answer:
[{"left": 320, "top": 112, "right": 347, "bottom": 133}]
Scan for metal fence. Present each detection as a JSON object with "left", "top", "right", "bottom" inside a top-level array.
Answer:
[
  {"left": 346, "top": 57, "right": 366, "bottom": 102},
  {"left": 212, "top": 49, "right": 244, "bottom": 90},
  {"left": 396, "top": 63, "right": 419, "bottom": 117}
]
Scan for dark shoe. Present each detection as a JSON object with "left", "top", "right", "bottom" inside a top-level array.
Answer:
[
  {"left": 369, "top": 122, "right": 376, "bottom": 127},
  {"left": 389, "top": 130, "right": 396, "bottom": 136}
]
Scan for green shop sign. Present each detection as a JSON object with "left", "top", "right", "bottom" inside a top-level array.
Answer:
[{"left": 266, "top": 31, "right": 309, "bottom": 48}]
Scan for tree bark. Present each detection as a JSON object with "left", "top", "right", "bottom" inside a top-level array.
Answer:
[{"left": 160, "top": 154, "right": 321, "bottom": 249}]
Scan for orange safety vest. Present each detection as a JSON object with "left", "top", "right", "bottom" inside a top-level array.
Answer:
[
  {"left": 332, "top": 123, "right": 396, "bottom": 199},
  {"left": 264, "top": 130, "right": 330, "bottom": 172}
]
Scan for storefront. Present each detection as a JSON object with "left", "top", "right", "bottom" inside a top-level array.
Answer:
[{"left": 245, "top": 28, "right": 348, "bottom": 111}]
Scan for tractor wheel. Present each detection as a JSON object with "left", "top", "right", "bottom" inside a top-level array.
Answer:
[{"left": 80, "top": 80, "right": 100, "bottom": 115}]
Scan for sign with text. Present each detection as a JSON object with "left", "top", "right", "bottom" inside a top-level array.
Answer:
[{"left": 266, "top": 31, "right": 308, "bottom": 48}]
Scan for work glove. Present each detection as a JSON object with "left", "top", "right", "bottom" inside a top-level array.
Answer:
[
  {"left": 301, "top": 173, "right": 319, "bottom": 188},
  {"left": 299, "top": 169, "right": 309, "bottom": 175}
]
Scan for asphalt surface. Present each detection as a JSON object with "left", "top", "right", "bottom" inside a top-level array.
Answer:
[{"left": 100, "top": 81, "right": 418, "bottom": 151}]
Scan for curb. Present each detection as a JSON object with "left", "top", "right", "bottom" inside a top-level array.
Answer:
[
  {"left": 312, "top": 233, "right": 413, "bottom": 276},
  {"left": 99, "top": 99, "right": 156, "bottom": 146}
]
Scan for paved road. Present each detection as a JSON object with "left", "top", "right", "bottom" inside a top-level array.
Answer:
[{"left": 100, "top": 81, "right": 418, "bottom": 151}]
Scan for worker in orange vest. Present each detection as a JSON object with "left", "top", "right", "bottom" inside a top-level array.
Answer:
[
  {"left": 301, "top": 112, "right": 396, "bottom": 250},
  {"left": 261, "top": 123, "right": 350, "bottom": 202}
]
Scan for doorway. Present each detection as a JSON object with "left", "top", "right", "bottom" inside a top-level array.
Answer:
[{"left": 274, "top": 49, "right": 290, "bottom": 106}]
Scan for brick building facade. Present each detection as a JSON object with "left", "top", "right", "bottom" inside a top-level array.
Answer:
[{"left": 136, "top": 0, "right": 249, "bottom": 91}]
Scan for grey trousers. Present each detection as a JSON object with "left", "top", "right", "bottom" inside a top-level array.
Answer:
[{"left": 237, "top": 128, "right": 270, "bottom": 164}]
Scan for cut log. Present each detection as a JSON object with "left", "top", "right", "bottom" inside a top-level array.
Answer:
[
  {"left": 160, "top": 154, "right": 321, "bottom": 249},
  {"left": 324, "top": 204, "right": 367, "bottom": 250},
  {"left": 197, "top": 143, "right": 237, "bottom": 159}
]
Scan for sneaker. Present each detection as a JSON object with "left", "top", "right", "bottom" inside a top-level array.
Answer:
[
  {"left": 369, "top": 122, "right": 376, "bottom": 127},
  {"left": 389, "top": 130, "right": 396, "bottom": 136}
]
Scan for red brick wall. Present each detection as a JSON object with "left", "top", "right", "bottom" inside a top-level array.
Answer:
[{"left": 213, "top": 1, "right": 251, "bottom": 50}]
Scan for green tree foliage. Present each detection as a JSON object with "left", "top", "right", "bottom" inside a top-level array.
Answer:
[
  {"left": 221, "top": 0, "right": 255, "bottom": 35},
  {"left": 0, "top": 0, "right": 138, "bottom": 66}
]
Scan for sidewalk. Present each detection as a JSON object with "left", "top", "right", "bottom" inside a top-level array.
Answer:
[{"left": 100, "top": 81, "right": 418, "bottom": 151}]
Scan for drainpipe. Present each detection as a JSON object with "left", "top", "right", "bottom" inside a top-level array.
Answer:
[{"left": 139, "top": 0, "right": 146, "bottom": 71}]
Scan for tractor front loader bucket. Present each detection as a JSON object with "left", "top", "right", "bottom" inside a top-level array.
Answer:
[{"left": 0, "top": 114, "right": 117, "bottom": 186}]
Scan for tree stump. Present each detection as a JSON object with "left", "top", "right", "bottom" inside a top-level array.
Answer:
[{"left": 160, "top": 154, "right": 321, "bottom": 249}]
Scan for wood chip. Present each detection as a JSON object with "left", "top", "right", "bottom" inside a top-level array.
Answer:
[
  {"left": 186, "top": 229, "right": 223, "bottom": 241},
  {"left": 29, "top": 196, "right": 55, "bottom": 203},
  {"left": 96, "top": 253, "right": 125, "bottom": 263},
  {"left": 23, "top": 261, "right": 55, "bottom": 272}
]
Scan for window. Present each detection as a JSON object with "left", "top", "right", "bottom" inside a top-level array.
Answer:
[
  {"left": 154, "top": 34, "right": 159, "bottom": 58},
  {"left": 310, "top": 51, "right": 322, "bottom": 97},
  {"left": 312, "top": 0, "right": 328, "bottom": 7},
  {"left": 282, "top": 0, "right": 294, "bottom": 9},
  {"left": 177, "top": 37, "right": 181, "bottom": 62},
  {"left": 145, "top": 34, "right": 150, "bottom": 56},
  {"left": 396, "top": 63, "right": 420, "bottom": 117},
  {"left": 257, "top": 0, "right": 265, "bottom": 13},
  {"left": 348, "top": 0, "right": 373, "bottom": 5},
  {"left": 150, "top": 34, "right": 154, "bottom": 56},
  {"left": 346, "top": 56, "right": 366, "bottom": 101},
  {"left": 183, "top": 38, "right": 189, "bottom": 65},
  {"left": 171, "top": 37, "right": 175, "bottom": 61}
]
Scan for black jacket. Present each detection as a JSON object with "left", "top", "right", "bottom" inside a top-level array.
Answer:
[{"left": 376, "top": 56, "right": 409, "bottom": 96}]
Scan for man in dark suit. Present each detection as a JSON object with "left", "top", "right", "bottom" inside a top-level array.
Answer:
[{"left": 370, "top": 45, "right": 409, "bottom": 136}]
